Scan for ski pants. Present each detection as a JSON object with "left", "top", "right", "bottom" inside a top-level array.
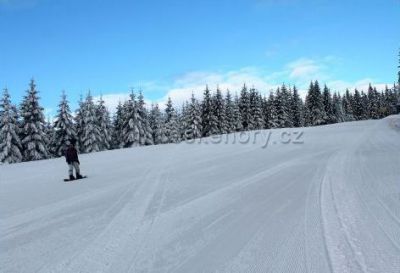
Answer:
[{"left": 68, "top": 162, "right": 80, "bottom": 176}]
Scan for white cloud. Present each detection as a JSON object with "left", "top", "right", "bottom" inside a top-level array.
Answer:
[
  {"left": 288, "top": 58, "right": 323, "bottom": 79},
  {"left": 327, "top": 79, "right": 389, "bottom": 94},
  {"left": 93, "top": 93, "right": 130, "bottom": 113},
  {"left": 44, "top": 108, "right": 54, "bottom": 122},
  {"left": 92, "top": 93, "right": 154, "bottom": 114},
  {"left": 94, "top": 56, "right": 392, "bottom": 112},
  {"left": 158, "top": 57, "right": 331, "bottom": 103},
  {"left": 157, "top": 67, "right": 280, "bottom": 107}
]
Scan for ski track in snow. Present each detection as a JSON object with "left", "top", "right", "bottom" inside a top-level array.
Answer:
[{"left": 1, "top": 116, "right": 400, "bottom": 273}]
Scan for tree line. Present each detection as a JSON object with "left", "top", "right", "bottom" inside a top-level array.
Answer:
[{"left": 0, "top": 78, "right": 399, "bottom": 164}]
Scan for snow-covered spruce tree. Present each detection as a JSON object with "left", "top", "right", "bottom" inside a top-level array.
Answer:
[
  {"left": 232, "top": 95, "right": 243, "bottom": 132},
  {"left": 80, "top": 92, "right": 101, "bottom": 153},
  {"left": 137, "top": 91, "right": 153, "bottom": 145},
  {"left": 267, "top": 92, "right": 279, "bottom": 128},
  {"left": 179, "top": 102, "right": 189, "bottom": 140},
  {"left": 184, "top": 93, "right": 202, "bottom": 140},
  {"left": 224, "top": 91, "right": 235, "bottom": 133},
  {"left": 378, "top": 90, "right": 387, "bottom": 118},
  {"left": 367, "top": 84, "right": 380, "bottom": 119},
  {"left": 0, "top": 88, "right": 23, "bottom": 163},
  {"left": 20, "top": 79, "right": 50, "bottom": 161},
  {"left": 397, "top": 49, "right": 400, "bottom": 100},
  {"left": 257, "top": 93, "right": 266, "bottom": 129},
  {"left": 239, "top": 84, "right": 252, "bottom": 130},
  {"left": 74, "top": 95, "right": 85, "bottom": 151},
  {"left": 382, "top": 86, "right": 394, "bottom": 116},
  {"left": 283, "top": 85, "right": 294, "bottom": 127},
  {"left": 387, "top": 85, "right": 399, "bottom": 115},
  {"left": 261, "top": 95, "right": 270, "bottom": 129},
  {"left": 322, "top": 85, "right": 336, "bottom": 124},
  {"left": 210, "top": 87, "right": 227, "bottom": 135},
  {"left": 352, "top": 89, "right": 364, "bottom": 120},
  {"left": 201, "top": 85, "right": 213, "bottom": 137},
  {"left": 394, "top": 83, "right": 400, "bottom": 113},
  {"left": 45, "top": 117, "right": 55, "bottom": 154},
  {"left": 112, "top": 101, "right": 124, "bottom": 149},
  {"left": 332, "top": 93, "right": 345, "bottom": 123},
  {"left": 164, "top": 97, "right": 180, "bottom": 143},
  {"left": 361, "top": 91, "right": 370, "bottom": 119},
  {"left": 275, "top": 84, "right": 293, "bottom": 128},
  {"left": 51, "top": 91, "right": 76, "bottom": 156},
  {"left": 342, "top": 89, "right": 355, "bottom": 121},
  {"left": 249, "top": 88, "right": 264, "bottom": 130},
  {"left": 208, "top": 101, "right": 220, "bottom": 136},
  {"left": 304, "top": 81, "right": 326, "bottom": 126},
  {"left": 291, "top": 86, "right": 304, "bottom": 127},
  {"left": 149, "top": 103, "right": 166, "bottom": 144},
  {"left": 273, "top": 87, "right": 286, "bottom": 128},
  {"left": 121, "top": 92, "right": 140, "bottom": 147},
  {"left": 96, "top": 96, "right": 112, "bottom": 151}
]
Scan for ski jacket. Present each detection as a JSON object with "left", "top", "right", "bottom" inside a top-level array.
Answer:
[{"left": 65, "top": 146, "right": 79, "bottom": 164}]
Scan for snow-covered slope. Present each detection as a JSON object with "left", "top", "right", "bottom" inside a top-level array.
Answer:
[{"left": 1, "top": 115, "right": 399, "bottom": 273}]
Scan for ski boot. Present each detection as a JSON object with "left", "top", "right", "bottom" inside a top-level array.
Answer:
[{"left": 69, "top": 174, "right": 76, "bottom": 180}]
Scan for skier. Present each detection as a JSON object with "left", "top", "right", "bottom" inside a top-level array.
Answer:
[{"left": 65, "top": 139, "right": 83, "bottom": 180}]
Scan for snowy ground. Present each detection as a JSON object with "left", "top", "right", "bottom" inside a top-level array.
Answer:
[{"left": 1, "top": 115, "right": 400, "bottom": 273}]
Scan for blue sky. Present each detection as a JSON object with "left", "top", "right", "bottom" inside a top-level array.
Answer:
[{"left": 0, "top": 0, "right": 399, "bottom": 115}]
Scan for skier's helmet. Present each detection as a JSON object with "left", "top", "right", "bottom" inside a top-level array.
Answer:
[{"left": 70, "top": 138, "right": 77, "bottom": 145}]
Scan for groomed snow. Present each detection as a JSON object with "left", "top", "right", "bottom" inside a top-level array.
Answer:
[{"left": 1, "top": 115, "right": 399, "bottom": 273}]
